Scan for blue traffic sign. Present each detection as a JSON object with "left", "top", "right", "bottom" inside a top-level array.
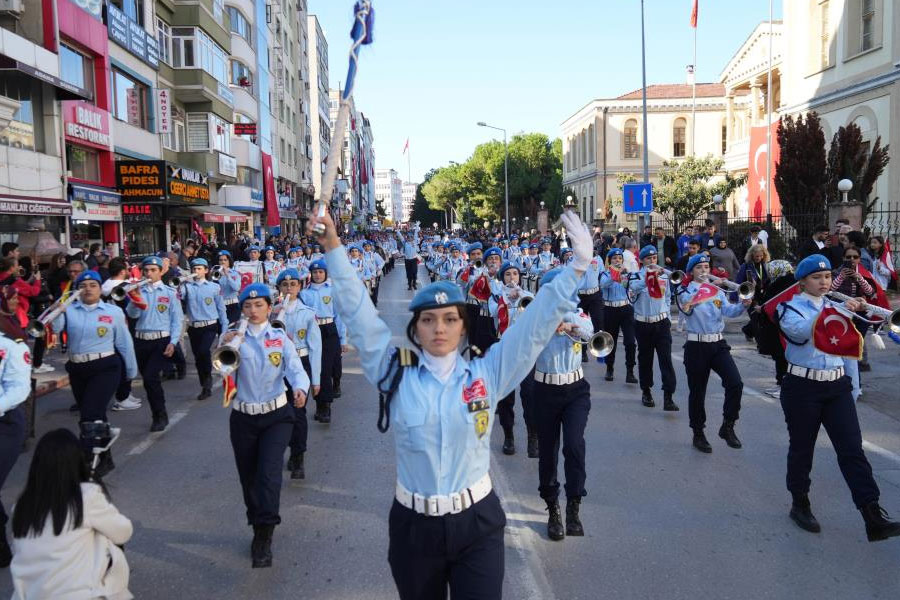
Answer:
[{"left": 623, "top": 182, "right": 653, "bottom": 214}]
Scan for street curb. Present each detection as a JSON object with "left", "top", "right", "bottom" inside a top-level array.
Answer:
[{"left": 35, "top": 375, "right": 70, "bottom": 398}]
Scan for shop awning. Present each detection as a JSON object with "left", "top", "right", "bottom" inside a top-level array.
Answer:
[{"left": 179, "top": 204, "right": 249, "bottom": 223}]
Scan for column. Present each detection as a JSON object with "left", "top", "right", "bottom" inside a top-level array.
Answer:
[{"left": 725, "top": 94, "right": 734, "bottom": 149}]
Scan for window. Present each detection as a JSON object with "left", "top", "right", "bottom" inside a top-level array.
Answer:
[
  {"left": 580, "top": 130, "right": 587, "bottom": 166},
  {"left": 111, "top": 69, "right": 148, "bottom": 129},
  {"left": 171, "top": 28, "right": 227, "bottom": 85},
  {"left": 172, "top": 27, "right": 195, "bottom": 68},
  {"left": 187, "top": 113, "right": 210, "bottom": 151},
  {"left": 211, "top": 114, "right": 230, "bottom": 153},
  {"left": 66, "top": 144, "right": 100, "bottom": 180},
  {"left": 59, "top": 44, "right": 94, "bottom": 98},
  {"left": 623, "top": 119, "right": 639, "bottom": 159},
  {"left": 162, "top": 120, "right": 185, "bottom": 151},
  {"left": 212, "top": 0, "right": 225, "bottom": 26},
  {"left": 109, "top": 0, "right": 144, "bottom": 27},
  {"left": 0, "top": 78, "right": 44, "bottom": 152},
  {"left": 587, "top": 124, "right": 594, "bottom": 164},
  {"left": 721, "top": 121, "right": 727, "bottom": 155},
  {"left": 673, "top": 118, "right": 687, "bottom": 157},
  {"left": 230, "top": 60, "right": 252, "bottom": 88},
  {"left": 861, "top": 0, "right": 875, "bottom": 51},
  {"left": 816, "top": 0, "right": 834, "bottom": 69},
  {"left": 237, "top": 166, "right": 260, "bottom": 188},
  {"left": 227, "top": 6, "right": 251, "bottom": 43},
  {"left": 157, "top": 19, "right": 172, "bottom": 65}
]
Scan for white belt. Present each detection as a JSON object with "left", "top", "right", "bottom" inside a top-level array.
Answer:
[
  {"left": 686, "top": 333, "right": 723, "bottom": 343},
  {"left": 466, "top": 298, "right": 480, "bottom": 306},
  {"left": 479, "top": 308, "right": 491, "bottom": 318},
  {"left": 232, "top": 392, "right": 288, "bottom": 415},
  {"left": 635, "top": 313, "right": 669, "bottom": 323},
  {"left": 604, "top": 300, "right": 628, "bottom": 307},
  {"left": 534, "top": 368, "right": 584, "bottom": 385},
  {"left": 224, "top": 298, "right": 238, "bottom": 305},
  {"left": 190, "top": 319, "right": 217, "bottom": 328},
  {"left": 395, "top": 473, "right": 492, "bottom": 517},
  {"left": 297, "top": 347, "right": 309, "bottom": 357},
  {"left": 70, "top": 351, "right": 115, "bottom": 363},
  {"left": 135, "top": 331, "right": 169, "bottom": 340},
  {"left": 579, "top": 287, "right": 600, "bottom": 295},
  {"left": 788, "top": 363, "right": 845, "bottom": 382},
  {"left": 316, "top": 317, "right": 334, "bottom": 325}
]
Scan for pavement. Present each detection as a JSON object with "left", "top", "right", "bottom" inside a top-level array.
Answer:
[{"left": 1, "top": 266, "right": 899, "bottom": 599}]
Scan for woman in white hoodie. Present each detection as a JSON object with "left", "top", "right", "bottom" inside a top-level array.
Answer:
[{"left": 10, "top": 429, "right": 133, "bottom": 600}]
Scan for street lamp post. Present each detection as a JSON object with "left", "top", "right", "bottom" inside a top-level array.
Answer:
[
  {"left": 838, "top": 179, "right": 853, "bottom": 203},
  {"left": 477, "top": 121, "right": 509, "bottom": 238}
]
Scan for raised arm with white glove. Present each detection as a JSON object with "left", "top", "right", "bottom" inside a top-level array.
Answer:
[{"left": 560, "top": 210, "right": 592, "bottom": 275}]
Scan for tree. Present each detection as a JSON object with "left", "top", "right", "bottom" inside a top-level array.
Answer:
[
  {"left": 411, "top": 169, "right": 446, "bottom": 226},
  {"left": 825, "top": 122, "right": 890, "bottom": 217},
  {"left": 774, "top": 112, "right": 828, "bottom": 239},
  {"left": 653, "top": 156, "right": 747, "bottom": 230}
]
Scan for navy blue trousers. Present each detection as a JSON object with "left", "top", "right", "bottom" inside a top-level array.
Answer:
[
  {"left": 780, "top": 374, "right": 879, "bottom": 508},
  {"left": 496, "top": 367, "right": 536, "bottom": 435},
  {"left": 534, "top": 378, "right": 591, "bottom": 501},
  {"left": 134, "top": 336, "right": 171, "bottom": 415},
  {"left": 286, "top": 355, "right": 311, "bottom": 454},
  {"left": 404, "top": 259, "right": 418, "bottom": 288},
  {"left": 229, "top": 403, "right": 293, "bottom": 526},
  {"left": 66, "top": 354, "right": 121, "bottom": 422},
  {"left": 684, "top": 340, "right": 742, "bottom": 431},
  {"left": 225, "top": 302, "right": 241, "bottom": 325},
  {"left": 187, "top": 323, "right": 218, "bottom": 386},
  {"left": 115, "top": 353, "right": 132, "bottom": 402},
  {"left": 635, "top": 319, "right": 677, "bottom": 393},
  {"left": 316, "top": 323, "right": 339, "bottom": 408},
  {"left": 0, "top": 407, "right": 25, "bottom": 527},
  {"left": 603, "top": 304, "right": 635, "bottom": 369}
]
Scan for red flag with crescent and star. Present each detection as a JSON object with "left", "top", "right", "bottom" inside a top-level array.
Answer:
[
  {"left": 497, "top": 295, "right": 510, "bottom": 335},
  {"left": 690, "top": 283, "right": 720, "bottom": 305},
  {"left": 223, "top": 374, "right": 237, "bottom": 407},
  {"left": 469, "top": 274, "right": 492, "bottom": 302},
  {"left": 747, "top": 122, "right": 781, "bottom": 219},
  {"left": 646, "top": 270, "right": 664, "bottom": 299},
  {"left": 813, "top": 306, "right": 863, "bottom": 359}
]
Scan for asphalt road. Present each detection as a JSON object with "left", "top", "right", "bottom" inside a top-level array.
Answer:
[{"left": 2, "top": 263, "right": 900, "bottom": 599}]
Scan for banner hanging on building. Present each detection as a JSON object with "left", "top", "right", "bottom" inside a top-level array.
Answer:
[
  {"left": 747, "top": 121, "right": 781, "bottom": 219},
  {"left": 261, "top": 152, "right": 280, "bottom": 229}
]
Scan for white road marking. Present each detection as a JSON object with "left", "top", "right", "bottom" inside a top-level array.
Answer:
[{"left": 126, "top": 410, "right": 189, "bottom": 455}]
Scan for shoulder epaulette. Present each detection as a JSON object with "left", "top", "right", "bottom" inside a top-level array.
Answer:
[{"left": 397, "top": 347, "right": 419, "bottom": 367}]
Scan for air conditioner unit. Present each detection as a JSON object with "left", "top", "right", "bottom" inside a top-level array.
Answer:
[{"left": 0, "top": 0, "right": 24, "bottom": 14}]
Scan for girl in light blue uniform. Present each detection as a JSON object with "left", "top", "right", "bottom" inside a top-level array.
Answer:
[{"left": 216, "top": 250, "right": 243, "bottom": 323}]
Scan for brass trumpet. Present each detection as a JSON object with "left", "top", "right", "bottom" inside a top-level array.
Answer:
[
  {"left": 27, "top": 290, "right": 83, "bottom": 337},
  {"left": 212, "top": 318, "right": 249, "bottom": 376},
  {"left": 562, "top": 329, "right": 615, "bottom": 358},
  {"left": 109, "top": 278, "right": 150, "bottom": 302},
  {"left": 271, "top": 298, "right": 294, "bottom": 330},
  {"left": 210, "top": 265, "right": 224, "bottom": 282},
  {"left": 517, "top": 296, "right": 533, "bottom": 312},
  {"left": 826, "top": 291, "right": 900, "bottom": 334},
  {"left": 709, "top": 279, "right": 755, "bottom": 301},
  {"left": 646, "top": 265, "right": 684, "bottom": 285},
  {"left": 171, "top": 272, "right": 200, "bottom": 287}
]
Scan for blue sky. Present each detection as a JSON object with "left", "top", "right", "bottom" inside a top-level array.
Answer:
[{"left": 310, "top": 0, "right": 783, "bottom": 183}]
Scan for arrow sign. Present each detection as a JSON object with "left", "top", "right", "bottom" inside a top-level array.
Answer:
[{"left": 623, "top": 182, "right": 653, "bottom": 214}]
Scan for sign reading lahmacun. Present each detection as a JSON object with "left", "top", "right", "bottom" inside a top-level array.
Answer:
[
  {"left": 115, "top": 160, "right": 209, "bottom": 205},
  {"left": 63, "top": 101, "right": 112, "bottom": 150}
]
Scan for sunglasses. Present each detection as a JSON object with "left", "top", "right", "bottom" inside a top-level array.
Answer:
[{"left": 845, "top": 255, "right": 860, "bottom": 260}]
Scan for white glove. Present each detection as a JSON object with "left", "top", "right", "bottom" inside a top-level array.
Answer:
[{"left": 560, "top": 210, "right": 593, "bottom": 272}]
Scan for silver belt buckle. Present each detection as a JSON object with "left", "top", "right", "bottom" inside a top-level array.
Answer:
[
  {"left": 428, "top": 496, "right": 439, "bottom": 516},
  {"left": 413, "top": 493, "right": 425, "bottom": 513}
]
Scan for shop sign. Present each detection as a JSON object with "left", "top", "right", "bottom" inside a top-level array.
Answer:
[
  {"left": 71, "top": 201, "right": 121, "bottom": 221},
  {"left": 155, "top": 89, "right": 172, "bottom": 134},
  {"left": 116, "top": 160, "right": 166, "bottom": 200},
  {"left": 0, "top": 195, "right": 72, "bottom": 216},
  {"left": 233, "top": 122, "right": 257, "bottom": 136},
  {"left": 122, "top": 202, "right": 164, "bottom": 223},
  {"left": 277, "top": 194, "right": 292, "bottom": 209},
  {"left": 167, "top": 165, "right": 210, "bottom": 204},
  {"left": 218, "top": 152, "right": 237, "bottom": 178},
  {"left": 69, "top": 183, "right": 120, "bottom": 205},
  {"left": 105, "top": 4, "right": 160, "bottom": 70},
  {"left": 63, "top": 101, "right": 112, "bottom": 150}
]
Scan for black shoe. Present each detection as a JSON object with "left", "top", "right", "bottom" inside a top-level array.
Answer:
[
  {"left": 663, "top": 393, "right": 679, "bottom": 411},
  {"left": 319, "top": 405, "right": 331, "bottom": 424},
  {"left": 860, "top": 501, "right": 900, "bottom": 542},
  {"left": 546, "top": 500, "right": 565, "bottom": 541},
  {"left": 858, "top": 362, "right": 872, "bottom": 372},
  {"left": 502, "top": 432, "right": 515, "bottom": 456},
  {"left": 625, "top": 369, "right": 638, "bottom": 384},
  {"left": 197, "top": 387, "right": 212, "bottom": 401},
  {"left": 641, "top": 390, "right": 655, "bottom": 408},
  {"left": 251, "top": 525, "right": 274, "bottom": 568},
  {"left": 565, "top": 498, "right": 584, "bottom": 536},
  {"left": 286, "top": 454, "right": 297, "bottom": 472},
  {"left": 93, "top": 451, "right": 115, "bottom": 479},
  {"left": 0, "top": 526, "right": 11, "bottom": 568},
  {"left": 789, "top": 497, "right": 821, "bottom": 533},
  {"left": 718, "top": 421, "right": 742, "bottom": 449},
  {"left": 692, "top": 431, "right": 712, "bottom": 453},
  {"left": 290, "top": 453, "right": 305, "bottom": 480},
  {"left": 527, "top": 432, "right": 539, "bottom": 458},
  {"left": 150, "top": 412, "right": 168, "bottom": 433},
  {"left": 605, "top": 366, "right": 614, "bottom": 381},
  {"left": 333, "top": 386, "right": 342, "bottom": 399}
]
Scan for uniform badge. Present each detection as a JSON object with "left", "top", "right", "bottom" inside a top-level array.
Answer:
[
  {"left": 573, "top": 342, "right": 582, "bottom": 354},
  {"left": 713, "top": 299, "right": 722, "bottom": 308},
  {"left": 204, "top": 297, "right": 213, "bottom": 305},
  {"left": 23, "top": 351, "right": 31, "bottom": 365},
  {"left": 98, "top": 315, "right": 113, "bottom": 324},
  {"left": 97, "top": 326, "right": 108, "bottom": 338},
  {"left": 462, "top": 378, "right": 488, "bottom": 404},
  {"left": 268, "top": 351, "right": 282, "bottom": 367},
  {"left": 297, "top": 329, "right": 307, "bottom": 340},
  {"left": 323, "top": 296, "right": 332, "bottom": 304},
  {"left": 474, "top": 410, "right": 489, "bottom": 439},
  {"left": 157, "top": 304, "right": 168, "bottom": 313}
]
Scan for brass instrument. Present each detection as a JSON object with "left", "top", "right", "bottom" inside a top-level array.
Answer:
[
  {"left": 708, "top": 279, "right": 755, "bottom": 301},
  {"left": 26, "top": 290, "right": 83, "bottom": 337},
  {"left": 826, "top": 291, "right": 900, "bottom": 334},
  {"left": 517, "top": 295, "right": 533, "bottom": 312},
  {"left": 271, "top": 298, "right": 294, "bottom": 330},
  {"left": 562, "top": 329, "right": 615, "bottom": 358},
  {"left": 646, "top": 265, "right": 684, "bottom": 285},
  {"left": 472, "top": 259, "right": 483, "bottom": 269},
  {"left": 210, "top": 265, "right": 224, "bottom": 282},
  {"left": 171, "top": 272, "right": 200, "bottom": 287},
  {"left": 109, "top": 278, "right": 150, "bottom": 302},
  {"left": 212, "top": 318, "right": 249, "bottom": 376}
]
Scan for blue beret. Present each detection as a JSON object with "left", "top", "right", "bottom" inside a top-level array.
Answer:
[
  {"left": 239, "top": 282, "right": 271, "bottom": 305},
  {"left": 348, "top": 244, "right": 362, "bottom": 252},
  {"left": 264, "top": 245, "right": 275, "bottom": 252},
  {"left": 500, "top": 239, "right": 509, "bottom": 244},
  {"left": 561, "top": 247, "right": 573, "bottom": 255},
  {"left": 75, "top": 271, "right": 102, "bottom": 287},
  {"left": 795, "top": 254, "right": 832, "bottom": 280},
  {"left": 276, "top": 268, "right": 301, "bottom": 284},
  {"left": 449, "top": 244, "right": 460, "bottom": 252},
  {"left": 363, "top": 240, "right": 373, "bottom": 246},
  {"left": 467, "top": 242, "right": 483, "bottom": 253},
  {"left": 142, "top": 256, "right": 163, "bottom": 268},
  {"left": 606, "top": 248, "right": 623, "bottom": 259},
  {"left": 409, "top": 281, "right": 465, "bottom": 312},
  {"left": 530, "top": 243, "right": 540, "bottom": 249},
  {"left": 309, "top": 259, "right": 327, "bottom": 272},
  {"left": 686, "top": 254, "right": 711, "bottom": 273},
  {"left": 290, "top": 247, "right": 302, "bottom": 254},
  {"left": 540, "top": 268, "right": 563, "bottom": 287},
  {"left": 217, "top": 250, "right": 232, "bottom": 257},
  {"left": 484, "top": 247, "right": 502, "bottom": 260},
  {"left": 190, "top": 258, "right": 209, "bottom": 268},
  {"left": 498, "top": 261, "right": 520, "bottom": 280},
  {"left": 639, "top": 245, "right": 658, "bottom": 260},
  {"left": 248, "top": 245, "right": 261, "bottom": 253},
  {"left": 541, "top": 238, "right": 552, "bottom": 245},
  {"left": 511, "top": 235, "right": 519, "bottom": 240}
]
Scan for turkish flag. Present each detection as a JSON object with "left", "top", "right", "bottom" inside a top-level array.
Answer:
[
  {"left": 497, "top": 296, "right": 510, "bottom": 335},
  {"left": 646, "top": 270, "right": 663, "bottom": 299},
  {"left": 691, "top": 283, "right": 720, "bottom": 305},
  {"left": 747, "top": 121, "right": 781, "bottom": 218},
  {"left": 261, "top": 152, "right": 280, "bottom": 229},
  {"left": 462, "top": 378, "right": 487, "bottom": 404},
  {"left": 223, "top": 374, "right": 237, "bottom": 407},
  {"left": 469, "top": 274, "right": 492, "bottom": 302},
  {"left": 813, "top": 306, "right": 863, "bottom": 359},
  {"left": 689, "top": 0, "right": 698, "bottom": 27},
  {"left": 762, "top": 282, "right": 800, "bottom": 323}
]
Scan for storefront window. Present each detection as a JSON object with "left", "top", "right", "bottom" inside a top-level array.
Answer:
[
  {"left": 59, "top": 44, "right": 94, "bottom": 98},
  {"left": 66, "top": 144, "right": 100, "bottom": 181},
  {"left": 111, "top": 69, "right": 148, "bottom": 129},
  {"left": 125, "top": 225, "right": 160, "bottom": 257},
  {"left": 0, "top": 77, "right": 44, "bottom": 152}
]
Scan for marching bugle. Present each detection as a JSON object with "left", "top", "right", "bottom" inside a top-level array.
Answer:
[
  {"left": 517, "top": 295, "right": 533, "bottom": 311},
  {"left": 710, "top": 279, "right": 755, "bottom": 301},
  {"left": 212, "top": 318, "right": 249, "bottom": 376},
  {"left": 562, "top": 329, "right": 615, "bottom": 358},
  {"left": 170, "top": 272, "right": 200, "bottom": 287},
  {"left": 210, "top": 265, "right": 224, "bottom": 282},
  {"left": 271, "top": 298, "right": 294, "bottom": 330},
  {"left": 826, "top": 291, "right": 900, "bottom": 334},
  {"left": 646, "top": 265, "right": 684, "bottom": 285},
  {"left": 109, "top": 278, "right": 151, "bottom": 301},
  {"left": 26, "top": 290, "right": 83, "bottom": 337}
]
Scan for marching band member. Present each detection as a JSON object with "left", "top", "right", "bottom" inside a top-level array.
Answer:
[
  {"left": 235, "top": 245, "right": 265, "bottom": 288},
  {"left": 308, "top": 206, "right": 593, "bottom": 599},
  {"left": 463, "top": 246, "right": 502, "bottom": 352},
  {"left": 576, "top": 246, "right": 604, "bottom": 363},
  {"left": 274, "top": 269, "right": 321, "bottom": 480},
  {"left": 627, "top": 246, "right": 678, "bottom": 410},
  {"left": 182, "top": 258, "right": 229, "bottom": 400},
  {"left": 262, "top": 246, "right": 282, "bottom": 293},
  {"left": 530, "top": 239, "right": 556, "bottom": 276},
  {"left": 489, "top": 262, "right": 536, "bottom": 456},
  {"left": 363, "top": 240, "right": 385, "bottom": 307},
  {"left": 775, "top": 254, "right": 900, "bottom": 541},
  {"left": 598, "top": 249, "right": 637, "bottom": 383},
  {"left": 0, "top": 328, "right": 31, "bottom": 567},
  {"left": 300, "top": 260, "right": 348, "bottom": 424},
  {"left": 51, "top": 271, "right": 137, "bottom": 477},
  {"left": 126, "top": 256, "right": 184, "bottom": 432},
  {"left": 216, "top": 250, "right": 243, "bottom": 324},
  {"left": 219, "top": 283, "right": 310, "bottom": 568},
  {"left": 285, "top": 247, "right": 304, "bottom": 270},
  {"left": 439, "top": 244, "right": 465, "bottom": 282},
  {"left": 398, "top": 231, "right": 420, "bottom": 290},
  {"left": 675, "top": 254, "right": 748, "bottom": 453}
]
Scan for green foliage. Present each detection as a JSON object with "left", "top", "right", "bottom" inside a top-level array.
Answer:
[
  {"left": 653, "top": 156, "right": 747, "bottom": 230},
  {"left": 825, "top": 122, "right": 890, "bottom": 217},
  {"left": 411, "top": 169, "right": 448, "bottom": 225},
  {"left": 724, "top": 220, "right": 788, "bottom": 261},
  {"left": 774, "top": 112, "right": 828, "bottom": 240}
]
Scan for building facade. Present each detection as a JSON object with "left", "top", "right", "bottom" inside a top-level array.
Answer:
[
  {"left": 307, "top": 13, "right": 328, "bottom": 199},
  {"left": 374, "top": 168, "right": 402, "bottom": 224},
  {"left": 401, "top": 181, "right": 416, "bottom": 223}
]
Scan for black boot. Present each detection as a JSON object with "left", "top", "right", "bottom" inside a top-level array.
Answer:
[
  {"left": 527, "top": 431, "right": 539, "bottom": 458},
  {"left": 290, "top": 453, "right": 305, "bottom": 480},
  {"left": 333, "top": 380, "right": 342, "bottom": 399},
  {"left": 286, "top": 453, "right": 297, "bottom": 472},
  {"left": 625, "top": 368, "right": 638, "bottom": 384},
  {"left": 860, "top": 501, "right": 900, "bottom": 542},
  {"left": 197, "top": 378, "right": 212, "bottom": 400},
  {"left": 150, "top": 411, "right": 168, "bottom": 433},
  {"left": 663, "top": 392, "right": 679, "bottom": 412},
  {"left": 718, "top": 420, "right": 742, "bottom": 449},
  {"left": 319, "top": 404, "right": 331, "bottom": 424},
  {"left": 546, "top": 500, "right": 565, "bottom": 541},
  {"left": 641, "top": 389, "right": 655, "bottom": 408},
  {"left": 502, "top": 430, "right": 515, "bottom": 456},
  {"left": 93, "top": 450, "right": 115, "bottom": 479},
  {"left": 0, "top": 524, "right": 11, "bottom": 568},
  {"left": 692, "top": 429, "right": 712, "bottom": 453},
  {"left": 565, "top": 498, "right": 584, "bottom": 536},
  {"left": 605, "top": 365, "right": 614, "bottom": 381},
  {"left": 251, "top": 525, "right": 274, "bottom": 568},
  {"left": 789, "top": 495, "right": 821, "bottom": 533}
]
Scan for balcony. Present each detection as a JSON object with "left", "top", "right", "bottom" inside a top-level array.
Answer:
[
  {"left": 161, "top": 150, "right": 237, "bottom": 183},
  {"left": 723, "top": 137, "right": 750, "bottom": 173},
  {"left": 171, "top": 69, "right": 233, "bottom": 120}
]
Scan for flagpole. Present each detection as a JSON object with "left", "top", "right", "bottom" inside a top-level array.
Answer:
[
  {"left": 765, "top": 0, "right": 773, "bottom": 224},
  {"left": 691, "top": 21, "right": 696, "bottom": 155},
  {"left": 639, "top": 0, "right": 649, "bottom": 235}
]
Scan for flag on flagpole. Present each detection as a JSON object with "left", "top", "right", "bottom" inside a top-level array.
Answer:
[
  {"left": 690, "top": 0, "right": 698, "bottom": 28},
  {"left": 882, "top": 239, "right": 897, "bottom": 281},
  {"left": 402, "top": 138, "right": 409, "bottom": 154}
]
